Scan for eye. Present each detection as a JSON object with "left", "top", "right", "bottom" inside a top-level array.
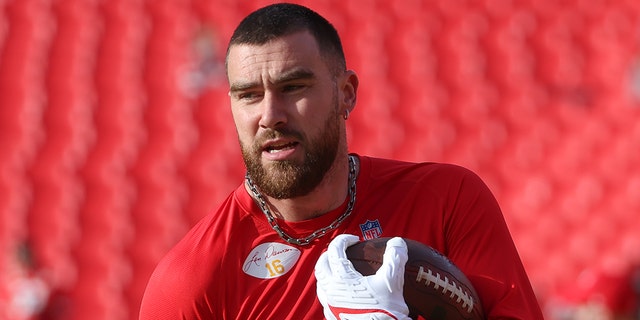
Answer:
[
  {"left": 236, "top": 91, "right": 263, "bottom": 102},
  {"left": 282, "top": 83, "right": 306, "bottom": 93}
]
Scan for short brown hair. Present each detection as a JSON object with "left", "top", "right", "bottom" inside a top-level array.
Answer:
[{"left": 226, "top": 3, "right": 346, "bottom": 75}]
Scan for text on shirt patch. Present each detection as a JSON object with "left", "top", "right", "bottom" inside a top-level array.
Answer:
[{"left": 242, "top": 242, "right": 301, "bottom": 279}]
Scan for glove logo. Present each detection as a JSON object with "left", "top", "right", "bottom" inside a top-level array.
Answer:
[{"left": 242, "top": 242, "right": 301, "bottom": 279}]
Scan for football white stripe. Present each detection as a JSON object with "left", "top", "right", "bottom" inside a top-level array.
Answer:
[{"left": 415, "top": 266, "right": 476, "bottom": 313}]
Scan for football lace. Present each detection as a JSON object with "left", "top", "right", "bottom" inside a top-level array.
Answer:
[{"left": 415, "top": 266, "right": 476, "bottom": 314}]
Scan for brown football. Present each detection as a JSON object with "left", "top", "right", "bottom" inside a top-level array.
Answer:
[{"left": 346, "top": 237, "right": 485, "bottom": 320}]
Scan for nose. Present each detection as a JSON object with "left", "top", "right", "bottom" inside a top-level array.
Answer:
[{"left": 258, "top": 92, "right": 287, "bottom": 129}]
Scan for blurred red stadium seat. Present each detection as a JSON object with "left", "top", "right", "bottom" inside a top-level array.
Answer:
[{"left": 2, "top": 0, "right": 640, "bottom": 319}]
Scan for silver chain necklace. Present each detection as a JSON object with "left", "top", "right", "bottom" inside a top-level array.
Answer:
[{"left": 245, "top": 155, "right": 358, "bottom": 246}]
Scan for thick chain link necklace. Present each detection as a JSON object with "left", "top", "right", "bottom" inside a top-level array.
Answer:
[{"left": 245, "top": 155, "right": 358, "bottom": 246}]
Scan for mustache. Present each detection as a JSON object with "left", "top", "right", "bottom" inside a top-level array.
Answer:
[{"left": 255, "top": 127, "right": 305, "bottom": 145}]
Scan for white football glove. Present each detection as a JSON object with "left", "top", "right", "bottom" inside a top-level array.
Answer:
[{"left": 314, "top": 234, "right": 411, "bottom": 320}]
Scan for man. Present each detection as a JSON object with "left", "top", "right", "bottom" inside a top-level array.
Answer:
[{"left": 139, "top": 3, "right": 543, "bottom": 319}]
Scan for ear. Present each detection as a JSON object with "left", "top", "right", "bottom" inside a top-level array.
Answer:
[{"left": 339, "top": 70, "right": 359, "bottom": 116}]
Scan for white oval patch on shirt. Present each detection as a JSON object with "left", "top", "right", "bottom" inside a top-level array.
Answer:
[{"left": 242, "top": 242, "right": 301, "bottom": 279}]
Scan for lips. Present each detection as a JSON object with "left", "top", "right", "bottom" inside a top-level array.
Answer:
[
  {"left": 258, "top": 130, "right": 303, "bottom": 159},
  {"left": 265, "top": 141, "right": 298, "bottom": 153}
]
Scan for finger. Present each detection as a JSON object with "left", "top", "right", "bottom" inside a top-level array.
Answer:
[
  {"left": 327, "top": 234, "right": 360, "bottom": 261},
  {"left": 314, "top": 252, "right": 330, "bottom": 305},
  {"left": 376, "top": 237, "right": 408, "bottom": 292},
  {"left": 385, "top": 237, "right": 408, "bottom": 264},
  {"left": 326, "top": 234, "right": 360, "bottom": 277},
  {"left": 314, "top": 251, "right": 330, "bottom": 280}
]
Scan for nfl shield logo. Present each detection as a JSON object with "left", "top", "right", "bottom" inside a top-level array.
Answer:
[{"left": 359, "top": 220, "right": 383, "bottom": 240}]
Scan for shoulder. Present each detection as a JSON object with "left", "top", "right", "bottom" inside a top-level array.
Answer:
[
  {"left": 139, "top": 230, "right": 218, "bottom": 318},
  {"left": 155, "top": 183, "right": 256, "bottom": 274},
  {"left": 139, "top": 184, "right": 253, "bottom": 318},
  {"left": 358, "top": 154, "right": 483, "bottom": 187},
  {"left": 355, "top": 155, "right": 497, "bottom": 217}
]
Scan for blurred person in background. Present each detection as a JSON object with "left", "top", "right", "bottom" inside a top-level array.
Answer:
[{"left": 2, "top": 242, "right": 49, "bottom": 320}]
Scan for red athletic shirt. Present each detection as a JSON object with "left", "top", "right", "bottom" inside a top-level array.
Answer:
[{"left": 139, "top": 155, "right": 543, "bottom": 319}]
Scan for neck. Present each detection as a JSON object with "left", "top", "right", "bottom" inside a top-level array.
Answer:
[{"left": 247, "top": 154, "right": 357, "bottom": 222}]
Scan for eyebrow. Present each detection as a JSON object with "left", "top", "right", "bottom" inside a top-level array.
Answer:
[{"left": 229, "top": 68, "right": 316, "bottom": 94}]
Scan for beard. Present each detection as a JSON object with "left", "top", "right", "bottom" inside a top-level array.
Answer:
[{"left": 241, "top": 97, "right": 342, "bottom": 200}]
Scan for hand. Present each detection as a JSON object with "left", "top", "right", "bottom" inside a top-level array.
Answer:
[{"left": 314, "top": 234, "right": 411, "bottom": 320}]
